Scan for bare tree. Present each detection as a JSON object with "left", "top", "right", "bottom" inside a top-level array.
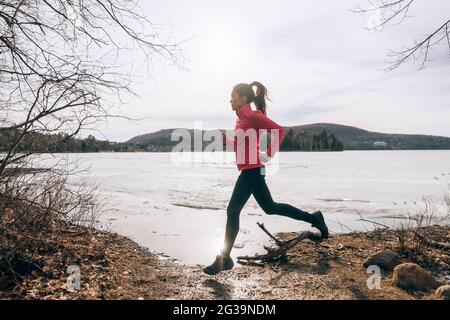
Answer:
[
  {"left": 350, "top": 0, "right": 450, "bottom": 70},
  {"left": 0, "top": 0, "right": 186, "bottom": 175},
  {"left": 0, "top": 0, "right": 186, "bottom": 286}
]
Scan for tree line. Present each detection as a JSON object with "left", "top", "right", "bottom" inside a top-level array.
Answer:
[
  {"left": 280, "top": 129, "right": 344, "bottom": 151},
  {"left": 0, "top": 128, "right": 344, "bottom": 153}
]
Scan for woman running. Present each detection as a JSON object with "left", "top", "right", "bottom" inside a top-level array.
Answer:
[{"left": 203, "top": 81, "right": 329, "bottom": 275}]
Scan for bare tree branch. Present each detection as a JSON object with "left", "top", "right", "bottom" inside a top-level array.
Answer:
[{"left": 350, "top": 0, "right": 450, "bottom": 70}]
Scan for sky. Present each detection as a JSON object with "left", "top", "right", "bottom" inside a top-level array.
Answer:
[{"left": 91, "top": 0, "right": 450, "bottom": 142}]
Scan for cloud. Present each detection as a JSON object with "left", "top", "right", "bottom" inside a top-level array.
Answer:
[{"left": 92, "top": 0, "right": 450, "bottom": 140}]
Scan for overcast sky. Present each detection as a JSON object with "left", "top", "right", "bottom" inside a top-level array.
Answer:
[{"left": 93, "top": 0, "right": 450, "bottom": 142}]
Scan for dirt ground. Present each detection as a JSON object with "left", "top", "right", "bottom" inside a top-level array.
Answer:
[{"left": 1, "top": 224, "right": 448, "bottom": 300}]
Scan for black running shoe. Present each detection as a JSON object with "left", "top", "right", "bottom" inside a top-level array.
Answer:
[
  {"left": 203, "top": 254, "right": 234, "bottom": 275},
  {"left": 312, "top": 210, "right": 329, "bottom": 239}
]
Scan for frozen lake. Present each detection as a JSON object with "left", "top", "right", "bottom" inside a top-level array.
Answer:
[{"left": 45, "top": 150, "right": 450, "bottom": 266}]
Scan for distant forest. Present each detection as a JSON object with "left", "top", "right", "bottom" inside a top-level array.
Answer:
[
  {"left": 0, "top": 130, "right": 124, "bottom": 153},
  {"left": 0, "top": 128, "right": 343, "bottom": 153},
  {"left": 279, "top": 128, "right": 343, "bottom": 151}
]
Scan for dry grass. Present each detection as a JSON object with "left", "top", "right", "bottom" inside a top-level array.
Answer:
[{"left": 0, "top": 168, "right": 101, "bottom": 295}]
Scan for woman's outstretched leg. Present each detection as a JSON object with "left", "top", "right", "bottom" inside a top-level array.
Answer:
[{"left": 252, "top": 176, "right": 329, "bottom": 238}]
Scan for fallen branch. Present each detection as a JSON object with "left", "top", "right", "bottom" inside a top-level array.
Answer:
[
  {"left": 356, "top": 211, "right": 390, "bottom": 229},
  {"left": 257, "top": 222, "right": 284, "bottom": 246},
  {"left": 237, "top": 222, "right": 323, "bottom": 265},
  {"left": 415, "top": 232, "right": 450, "bottom": 252}
]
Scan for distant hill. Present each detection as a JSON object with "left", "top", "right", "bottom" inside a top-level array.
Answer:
[
  {"left": 289, "top": 123, "right": 450, "bottom": 150},
  {"left": 126, "top": 123, "right": 450, "bottom": 151}
]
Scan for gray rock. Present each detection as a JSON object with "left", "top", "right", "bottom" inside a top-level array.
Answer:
[
  {"left": 392, "top": 263, "right": 442, "bottom": 292},
  {"left": 435, "top": 285, "right": 450, "bottom": 300},
  {"left": 363, "top": 249, "right": 401, "bottom": 271}
]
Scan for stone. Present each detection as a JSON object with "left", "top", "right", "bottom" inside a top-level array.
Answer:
[
  {"left": 435, "top": 285, "right": 450, "bottom": 300},
  {"left": 363, "top": 249, "right": 401, "bottom": 271},
  {"left": 392, "top": 263, "right": 442, "bottom": 292}
]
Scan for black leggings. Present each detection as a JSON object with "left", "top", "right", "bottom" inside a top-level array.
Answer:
[{"left": 222, "top": 166, "right": 315, "bottom": 257}]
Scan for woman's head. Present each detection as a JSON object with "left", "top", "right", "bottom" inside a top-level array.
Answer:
[{"left": 230, "top": 81, "right": 271, "bottom": 115}]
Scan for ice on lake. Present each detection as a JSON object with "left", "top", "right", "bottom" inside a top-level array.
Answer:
[{"left": 37, "top": 150, "right": 450, "bottom": 266}]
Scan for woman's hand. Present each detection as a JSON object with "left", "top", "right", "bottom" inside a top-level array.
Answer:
[{"left": 259, "top": 151, "right": 271, "bottom": 164}]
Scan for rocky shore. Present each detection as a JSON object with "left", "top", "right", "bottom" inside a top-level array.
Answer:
[{"left": 1, "top": 223, "right": 449, "bottom": 300}]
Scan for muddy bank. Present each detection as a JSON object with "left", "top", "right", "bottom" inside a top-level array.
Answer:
[{"left": 1, "top": 224, "right": 448, "bottom": 300}]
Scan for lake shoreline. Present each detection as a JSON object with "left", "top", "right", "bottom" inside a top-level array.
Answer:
[{"left": 2, "top": 221, "right": 448, "bottom": 300}]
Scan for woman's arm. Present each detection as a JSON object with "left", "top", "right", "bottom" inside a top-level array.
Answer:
[
  {"left": 250, "top": 113, "right": 285, "bottom": 158},
  {"left": 265, "top": 126, "right": 284, "bottom": 158}
]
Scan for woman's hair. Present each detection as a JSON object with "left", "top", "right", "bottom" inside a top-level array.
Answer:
[{"left": 233, "top": 81, "right": 271, "bottom": 115}]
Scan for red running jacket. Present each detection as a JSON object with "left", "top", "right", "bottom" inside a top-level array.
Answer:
[{"left": 223, "top": 103, "right": 285, "bottom": 171}]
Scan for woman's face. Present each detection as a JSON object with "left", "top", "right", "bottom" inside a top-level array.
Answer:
[{"left": 230, "top": 89, "right": 247, "bottom": 111}]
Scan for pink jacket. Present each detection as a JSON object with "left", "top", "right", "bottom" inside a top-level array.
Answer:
[{"left": 224, "top": 103, "right": 285, "bottom": 171}]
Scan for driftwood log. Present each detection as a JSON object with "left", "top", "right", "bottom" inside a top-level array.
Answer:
[{"left": 236, "top": 222, "right": 323, "bottom": 266}]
